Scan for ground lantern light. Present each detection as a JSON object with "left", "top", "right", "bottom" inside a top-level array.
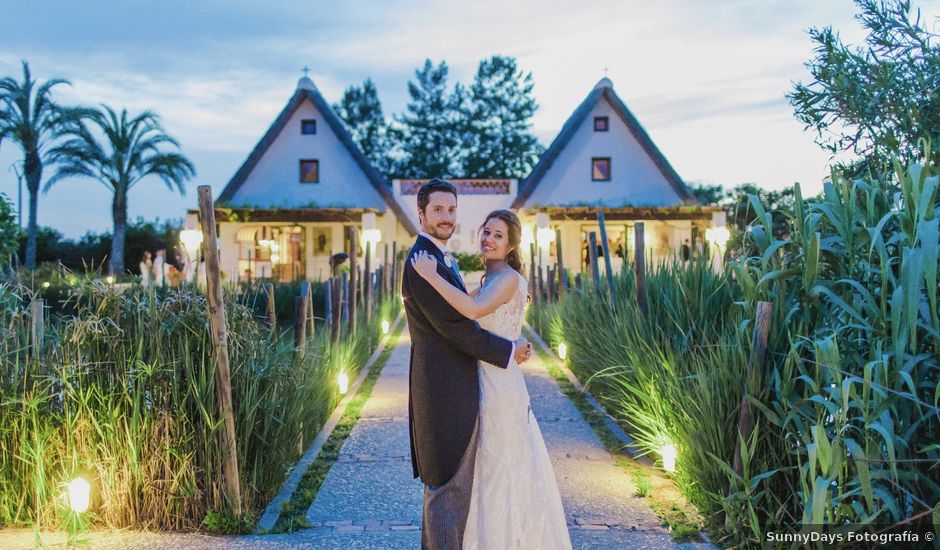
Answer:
[
  {"left": 67, "top": 476, "right": 91, "bottom": 513},
  {"left": 558, "top": 342, "right": 568, "bottom": 360},
  {"left": 660, "top": 443, "right": 677, "bottom": 473},
  {"left": 338, "top": 370, "right": 349, "bottom": 395},
  {"left": 381, "top": 319, "right": 390, "bottom": 334}
]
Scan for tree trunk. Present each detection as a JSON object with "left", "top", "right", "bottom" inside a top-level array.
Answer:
[
  {"left": 24, "top": 151, "right": 41, "bottom": 269},
  {"left": 110, "top": 189, "right": 127, "bottom": 275}
]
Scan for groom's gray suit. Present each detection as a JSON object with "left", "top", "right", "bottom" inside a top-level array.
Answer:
[{"left": 402, "top": 234, "right": 514, "bottom": 549}]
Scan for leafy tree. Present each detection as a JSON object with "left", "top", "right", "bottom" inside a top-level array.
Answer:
[
  {"left": 392, "top": 60, "right": 465, "bottom": 178},
  {"left": 334, "top": 79, "right": 395, "bottom": 175},
  {"left": 0, "top": 61, "right": 85, "bottom": 268},
  {"left": 47, "top": 105, "right": 195, "bottom": 275},
  {"left": 688, "top": 181, "right": 728, "bottom": 205},
  {"left": 0, "top": 193, "right": 19, "bottom": 264},
  {"left": 788, "top": 0, "right": 940, "bottom": 171},
  {"left": 461, "top": 55, "right": 542, "bottom": 178},
  {"left": 16, "top": 217, "right": 183, "bottom": 272}
]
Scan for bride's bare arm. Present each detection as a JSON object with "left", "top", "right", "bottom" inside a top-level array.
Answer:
[{"left": 410, "top": 251, "right": 516, "bottom": 319}]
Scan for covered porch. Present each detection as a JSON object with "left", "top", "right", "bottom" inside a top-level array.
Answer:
[
  {"left": 517, "top": 206, "right": 727, "bottom": 276},
  {"left": 185, "top": 207, "right": 411, "bottom": 283}
]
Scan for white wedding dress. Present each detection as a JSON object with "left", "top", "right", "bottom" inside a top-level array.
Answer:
[{"left": 463, "top": 270, "right": 572, "bottom": 550}]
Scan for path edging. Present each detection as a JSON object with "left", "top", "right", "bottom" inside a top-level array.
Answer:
[
  {"left": 523, "top": 323, "right": 652, "bottom": 466},
  {"left": 254, "top": 312, "right": 405, "bottom": 533}
]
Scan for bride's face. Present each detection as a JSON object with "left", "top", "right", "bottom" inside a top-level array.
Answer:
[{"left": 479, "top": 218, "right": 512, "bottom": 262}]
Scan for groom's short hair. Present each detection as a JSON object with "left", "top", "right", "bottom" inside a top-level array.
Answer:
[{"left": 417, "top": 179, "right": 458, "bottom": 212}]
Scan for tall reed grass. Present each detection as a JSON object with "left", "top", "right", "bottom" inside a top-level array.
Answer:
[
  {"left": 0, "top": 279, "right": 397, "bottom": 532},
  {"left": 528, "top": 158, "right": 938, "bottom": 546}
]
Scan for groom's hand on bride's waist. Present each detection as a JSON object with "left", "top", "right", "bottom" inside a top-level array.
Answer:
[{"left": 513, "top": 338, "right": 532, "bottom": 364}]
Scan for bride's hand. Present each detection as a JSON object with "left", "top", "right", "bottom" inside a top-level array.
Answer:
[{"left": 411, "top": 251, "right": 439, "bottom": 280}]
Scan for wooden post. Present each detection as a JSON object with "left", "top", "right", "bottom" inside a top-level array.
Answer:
[
  {"left": 294, "top": 299, "right": 306, "bottom": 356},
  {"left": 537, "top": 260, "right": 545, "bottom": 301},
  {"left": 588, "top": 232, "right": 601, "bottom": 291},
  {"left": 546, "top": 266, "right": 555, "bottom": 302},
  {"left": 263, "top": 282, "right": 276, "bottom": 338},
  {"left": 348, "top": 228, "right": 358, "bottom": 335},
  {"left": 331, "top": 271, "right": 342, "bottom": 348},
  {"left": 529, "top": 243, "right": 538, "bottom": 303},
  {"left": 597, "top": 211, "right": 616, "bottom": 311},
  {"left": 30, "top": 299, "right": 44, "bottom": 357},
  {"left": 383, "top": 243, "right": 390, "bottom": 296},
  {"left": 392, "top": 242, "right": 399, "bottom": 297},
  {"left": 364, "top": 241, "right": 372, "bottom": 324},
  {"left": 295, "top": 281, "right": 309, "bottom": 355},
  {"left": 196, "top": 185, "right": 241, "bottom": 516},
  {"left": 342, "top": 271, "right": 350, "bottom": 328},
  {"left": 555, "top": 229, "right": 565, "bottom": 298},
  {"left": 324, "top": 277, "right": 333, "bottom": 328},
  {"left": 732, "top": 301, "right": 772, "bottom": 478},
  {"left": 307, "top": 280, "right": 315, "bottom": 339},
  {"left": 635, "top": 223, "right": 648, "bottom": 316}
]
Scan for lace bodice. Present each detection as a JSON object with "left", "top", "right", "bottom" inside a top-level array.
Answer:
[{"left": 475, "top": 270, "right": 527, "bottom": 341}]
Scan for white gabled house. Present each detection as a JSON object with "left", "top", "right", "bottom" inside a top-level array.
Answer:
[
  {"left": 188, "top": 75, "right": 725, "bottom": 283},
  {"left": 187, "top": 76, "right": 416, "bottom": 282},
  {"left": 512, "top": 77, "right": 724, "bottom": 274}
]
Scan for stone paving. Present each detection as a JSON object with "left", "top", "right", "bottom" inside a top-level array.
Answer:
[{"left": 2, "top": 322, "right": 714, "bottom": 549}]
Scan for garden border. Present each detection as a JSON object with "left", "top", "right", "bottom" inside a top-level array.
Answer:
[
  {"left": 523, "top": 323, "right": 652, "bottom": 466},
  {"left": 254, "top": 311, "right": 406, "bottom": 533}
]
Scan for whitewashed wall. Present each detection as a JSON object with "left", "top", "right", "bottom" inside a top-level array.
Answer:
[
  {"left": 525, "top": 97, "right": 685, "bottom": 208},
  {"left": 225, "top": 98, "right": 387, "bottom": 210}
]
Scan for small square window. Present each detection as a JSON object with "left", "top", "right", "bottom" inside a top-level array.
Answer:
[
  {"left": 301, "top": 119, "right": 317, "bottom": 134},
  {"left": 594, "top": 116, "right": 609, "bottom": 132},
  {"left": 300, "top": 160, "right": 319, "bottom": 183},
  {"left": 592, "top": 158, "right": 611, "bottom": 181}
]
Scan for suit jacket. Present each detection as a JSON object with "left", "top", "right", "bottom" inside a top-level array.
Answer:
[{"left": 403, "top": 234, "right": 513, "bottom": 488}]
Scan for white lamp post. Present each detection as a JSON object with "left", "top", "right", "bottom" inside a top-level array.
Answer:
[
  {"left": 705, "top": 226, "right": 730, "bottom": 272},
  {"left": 360, "top": 212, "right": 381, "bottom": 264},
  {"left": 179, "top": 229, "right": 203, "bottom": 283}
]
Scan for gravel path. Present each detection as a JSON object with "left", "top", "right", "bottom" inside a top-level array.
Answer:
[{"left": 2, "top": 322, "right": 713, "bottom": 549}]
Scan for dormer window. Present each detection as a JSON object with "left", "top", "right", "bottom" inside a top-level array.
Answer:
[
  {"left": 592, "top": 157, "right": 611, "bottom": 181},
  {"left": 300, "top": 159, "right": 319, "bottom": 183},
  {"left": 594, "top": 116, "right": 609, "bottom": 132},
  {"left": 301, "top": 119, "right": 317, "bottom": 134}
]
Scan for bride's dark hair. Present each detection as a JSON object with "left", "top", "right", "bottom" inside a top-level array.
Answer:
[{"left": 480, "top": 209, "right": 525, "bottom": 277}]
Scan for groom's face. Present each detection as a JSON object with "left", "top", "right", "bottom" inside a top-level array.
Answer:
[{"left": 418, "top": 191, "right": 457, "bottom": 241}]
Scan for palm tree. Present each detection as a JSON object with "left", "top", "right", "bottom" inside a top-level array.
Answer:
[
  {"left": 48, "top": 106, "right": 195, "bottom": 275},
  {"left": 0, "top": 61, "right": 81, "bottom": 268}
]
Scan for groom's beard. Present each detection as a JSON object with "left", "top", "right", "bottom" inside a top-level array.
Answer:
[{"left": 427, "top": 223, "right": 455, "bottom": 241}]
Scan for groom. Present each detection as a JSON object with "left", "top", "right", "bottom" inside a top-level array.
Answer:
[{"left": 402, "top": 179, "right": 532, "bottom": 549}]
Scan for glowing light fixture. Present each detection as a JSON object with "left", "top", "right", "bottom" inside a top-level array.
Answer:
[
  {"left": 705, "top": 226, "right": 730, "bottom": 248},
  {"left": 381, "top": 319, "right": 390, "bottom": 335},
  {"left": 521, "top": 226, "right": 534, "bottom": 250},
  {"left": 67, "top": 477, "right": 91, "bottom": 513},
  {"left": 105, "top": 276, "right": 114, "bottom": 285},
  {"left": 535, "top": 212, "right": 554, "bottom": 250},
  {"left": 338, "top": 370, "right": 349, "bottom": 395},
  {"left": 558, "top": 342, "right": 568, "bottom": 360},
  {"left": 660, "top": 443, "right": 677, "bottom": 473},
  {"left": 179, "top": 229, "right": 203, "bottom": 258},
  {"left": 360, "top": 212, "right": 381, "bottom": 249},
  {"left": 42, "top": 281, "right": 51, "bottom": 289}
]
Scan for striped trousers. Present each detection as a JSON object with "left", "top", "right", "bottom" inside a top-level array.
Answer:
[{"left": 421, "top": 419, "right": 480, "bottom": 550}]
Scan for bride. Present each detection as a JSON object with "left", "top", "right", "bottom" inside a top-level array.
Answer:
[{"left": 411, "top": 209, "right": 571, "bottom": 550}]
